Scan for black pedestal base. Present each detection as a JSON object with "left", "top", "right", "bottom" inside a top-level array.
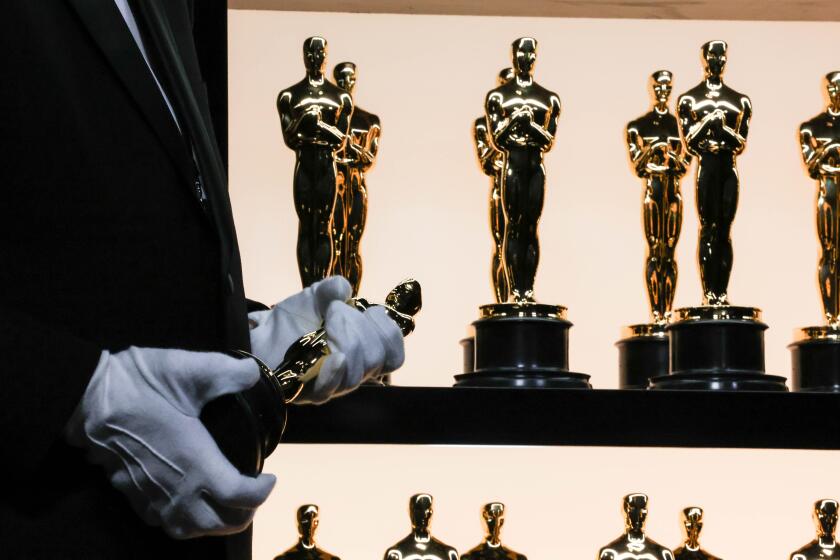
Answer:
[
  {"left": 454, "top": 303, "right": 591, "bottom": 389},
  {"left": 616, "top": 324, "right": 668, "bottom": 389},
  {"left": 789, "top": 327, "right": 840, "bottom": 392},
  {"left": 650, "top": 306, "right": 788, "bottom": 392}
]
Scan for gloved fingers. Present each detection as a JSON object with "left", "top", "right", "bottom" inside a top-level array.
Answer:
[
  {"left": 363, "top": 306, "right": 406, "bottom": 374},
  {"left": 162, "top": 496, "right": 232, "bottom": 540},
  {"left": 304, "top": 351, "right": 347, "bottom": 404},
  {"left": 165, "top": 350, "right": 260, "bottom": 414},
  {"left": 312, "top": 275, "right": 352, "bottom": 318},
  {"left": 109, "top": 468, "right": 159, "bottom": 527},
  {"left": 246, "top": 308, "right": 270, "bottom": 329},
  {"left": 209, "top": 472, "right": 277, "bottom": 510},
  {"left": 324, "top": 300, "right": 383, "bottom": 390}
]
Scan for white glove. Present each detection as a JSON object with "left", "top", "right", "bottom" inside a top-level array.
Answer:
[
  {"left": 66, "top": 347, "right": 277, "bottom": 539},
  {"left": 298, "top": 296, "right": 406, "bottom": 405},
  {"left": 248, "top": 276, "right": 352, "bottom": 369}
]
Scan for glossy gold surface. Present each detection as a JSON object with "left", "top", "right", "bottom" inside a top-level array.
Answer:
[
  {"left": 332, "top": 62, "right": 380, "bottom": 296},
  {"left": 791, "top": 499, "right": 840, "bottom": 560},
  {"left": 484, "top": 38, "right": 561, "bottom": 303},
  {"left": 673, "top": 305, "right": 761, "bottom": 322},
  {"left": 677, "top": 41, "right": 752, "bottom": 307},
  {"left": 277, "top": 37, "right": 353, "bottom": 287},
  {"left": 384, "top": 494, "right": 459, "bottom": 560},
  {"left": 673, "top": 507, "right": 723, "bottom": 560},
  {"left": 621, "top": 322, "right": 668, "bottom": 339},
  {"left": 462, "top": 503, "right": 527, "bottom": 560},
  {"left": 800, "top": 72, "right": 840, "bottom": 327},
  {"left": 273, "top": 505, "right": 341, "bottom": 560},
  {"left": 794, "top": 325, "right": 840, "bottom": 343},
  {"left": 475, "top": 68, "right": 515, "bottom": 303},
  {"left": 627, "top": 70, "right": 689, "bottom": 325},
  {"left": 598, "top": 493, "right": 675, "bottom": 560},
  {"left": 479, "top": 302, "right": 567, "bottom": 319}
]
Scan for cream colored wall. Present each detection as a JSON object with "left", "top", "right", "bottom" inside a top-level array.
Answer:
[{"left": 227, "top": 10, "right": 840, "bottom": 560}]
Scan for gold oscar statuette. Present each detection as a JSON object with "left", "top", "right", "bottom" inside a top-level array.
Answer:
[
  {"left": 789, "top": 72, "right": 840, "bottom": 392},
  {"left": 383, "top": 494, "right": 459, "bottom": 560},
  {"left": 277, "top": 37, "right": 353, "bottom": 287},
  {"left": 273, "top": 505, "right": 341, "bottom": 560},
  {"left": 455, "top": 39, "right": 590, "bottom": 388},
  {"left": 790, "top": 499, "right": 840, "bottom": 560},
  {"left": 462, "top": 503, "right": 527, "bottom": 560},
  {"left": 617, "top": 70, "right": 690, "bottom": 389},
  {"left": 650, "top": 41, "right": 787, "bottom": 391},
  {"left": 332, "top": 61, "right": 380, "bottom": 297},
  {"left": 673, "top": 507, "right": 723, "bottom": 560},
  {"left": 598, "top": 493, "right": 674, "bottom": 560}
]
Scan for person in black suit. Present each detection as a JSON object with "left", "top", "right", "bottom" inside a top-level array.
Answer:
[{"left": 0, "top": 2, "right": 403, "bottom": 559}]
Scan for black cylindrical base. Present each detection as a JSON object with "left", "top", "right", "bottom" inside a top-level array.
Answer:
[
  {"left": 454, "top": 304, "right": 591, "bottom": 388},
  {"left": 651, "top": 308, "right": 787, "bottom": 391},
  {"left": 460, "top": 336, "right": 475, "bottom": 374},
  {"left": 790, "top": 332, "right": 840, "bottom": 392},
  {"left": 616, "top": 331, "right": 668, "bottom": 389}
]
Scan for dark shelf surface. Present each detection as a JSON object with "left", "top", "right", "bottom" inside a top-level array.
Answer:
[{"left": 284, "top": 386, "right": 840, "bottom": 450}]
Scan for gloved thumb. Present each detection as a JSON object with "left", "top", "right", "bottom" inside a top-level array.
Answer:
[
  {"left": 312, "top": 275, "right": 352, "bottom": 318},
  {"left": 152, "top": 349, "right": 261, "bottom": 415}
]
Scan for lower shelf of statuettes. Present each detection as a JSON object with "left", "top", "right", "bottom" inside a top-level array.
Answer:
[
  {"left": 283, "top": 385, "right": 840, "bottom": 449},
  {"left": 264, "top": 493, "right": 838, "bottom": 560}
]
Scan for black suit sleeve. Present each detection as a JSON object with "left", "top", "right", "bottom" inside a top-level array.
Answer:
[{"left": 0, "top": 308, "right": 102, "bottom": 475}]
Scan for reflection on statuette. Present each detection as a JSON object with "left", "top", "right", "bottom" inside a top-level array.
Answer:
[
  {"left": 677, "top": 40, "right": 752, "bottom": 306},
  {"left": 791, "top": 499, "right": 840, "bottom": 560},
  {"left": 626, "top": 70, "right": 689, "bottom": 324},
  {"left": 673, "top": 507, "right": 722, "bottom": 560},
  {"left": 383, "top": 494, "right": 459, "bottom": 560},
  {"left": 332, "top": 61, "right": 381, "bottom": 297},
  {"left": 277, "top": 37, "right": 353, "bottom": 287},
  {"left": 474, "top": 68, "right": 515, "bottom": 304},
  {"left": 485, "top": 38, "right": 561, "bottom": 303},
  {"left": 800, "top": 72, "right": 840, "bottom": 327},
  {"left": 462, "top": 502, "right": 526, "bottom": 560},
  {"left": 273, "top": 505, "right": 341, "bottom": 560},
  {"left": 597, "top": 493, "right": 674, "bottom": 560}
]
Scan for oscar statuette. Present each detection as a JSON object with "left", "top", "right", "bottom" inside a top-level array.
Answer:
[
  {"left": 200, "top": 280, "right": 422, "bottom": 475},
  {"left": 273, "top": 505, "right": 341, "bottom": 560},
  {"left": 789, "top": 72, "right": 840, "bottom": 392},
  {"left": 598, "top": 493, "right": 674, "bottom": 560},
  {"left": 617, "top": 70, "right": 689, "bottom": 389},
  {"left": 383, "top": 494, "right": 459, "bottom": 560},
  {"left": 673, "top": 507, "right": 723, "bottom": 560},
  {"left": 454, "top": 37, "right": 590, "bottom": 388},
  {"left": 462, "top": 503, "right": 527, "bottom": 560},
  {"left": 790, "top": 499, "right": 840, "bottom": 560},
  {"left": 649, "top": 40, "right": 786, "bottom": 390},
  {"left": 277, "top": 37, "right": 353, "bottom": 288}
]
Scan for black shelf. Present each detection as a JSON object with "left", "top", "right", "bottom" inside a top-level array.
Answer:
[{"left": 283, "top": 386, "right": 840, "bottom": 450}]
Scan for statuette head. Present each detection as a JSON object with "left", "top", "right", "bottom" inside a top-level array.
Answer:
[
  {"left": 650, "top": 70, "right": 673, "bottom": 106},
  {"left": 303, "top": 36, "right": 327, "bottom": 76},
  {"left": 297, "top": 504, "right": 320, "bottom": 543},
  {"left": 482, "top": 502, "right": 505, "bottom": 543},
  {"left": 701, "top": 40, "right": 728, "bottom": 79},
  {"left": 682, "top": 506, "right": 704, "bottom": 546},
  {"left": 334, "top": 62, "right": 357, "bottom": 94},
  {"left": 826, "top": 72, "right": 840, "bottom": 110},
  {"left": 409, "top": 494, "right": 434, "bottom": 532},
  {"left": 814, "top": 499, "right": 839, "bottom": 539},
  {"left": 623, "top": 493, "right": 649, "bottom": 532},
  {"left": 511, "top": 38, "right": 537, "bottom": 77}
]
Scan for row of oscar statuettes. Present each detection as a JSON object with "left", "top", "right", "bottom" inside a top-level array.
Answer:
[{"left": 270, "top": 493, "right": 838, "bottom": 560}]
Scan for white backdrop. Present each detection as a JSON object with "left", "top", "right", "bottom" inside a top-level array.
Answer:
[{"left": 227, "top": 10, "right": 840, "bottom": 560}]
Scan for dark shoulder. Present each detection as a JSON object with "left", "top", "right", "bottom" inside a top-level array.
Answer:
[
  {"left": 801, "top": 111, "right": 833, "bottom": 132},
  {"left": 532, "top": 80, "right": 560, "bottom": 101}
]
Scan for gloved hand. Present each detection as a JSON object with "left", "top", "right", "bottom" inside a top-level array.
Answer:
[
  {"left": 248, "top": 275, "right": 352, "bottom": 369},
  {"left": 249, "top": 276, "right": 405, "bottom": 404},
  {"left": 66, "top": 347, "right": 276, "bottom": 539},
  {"left": 297, "top": 294, "right": 405, "bottom": 404}
]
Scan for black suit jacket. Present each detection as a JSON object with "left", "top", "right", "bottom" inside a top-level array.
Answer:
[{"left": 0, "top": 1, "right": 254, "bottom": 558}]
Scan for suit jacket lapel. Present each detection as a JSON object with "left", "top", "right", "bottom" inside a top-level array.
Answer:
[{"left": 65, "top": 0, "right": 195, "bottom": 191}]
